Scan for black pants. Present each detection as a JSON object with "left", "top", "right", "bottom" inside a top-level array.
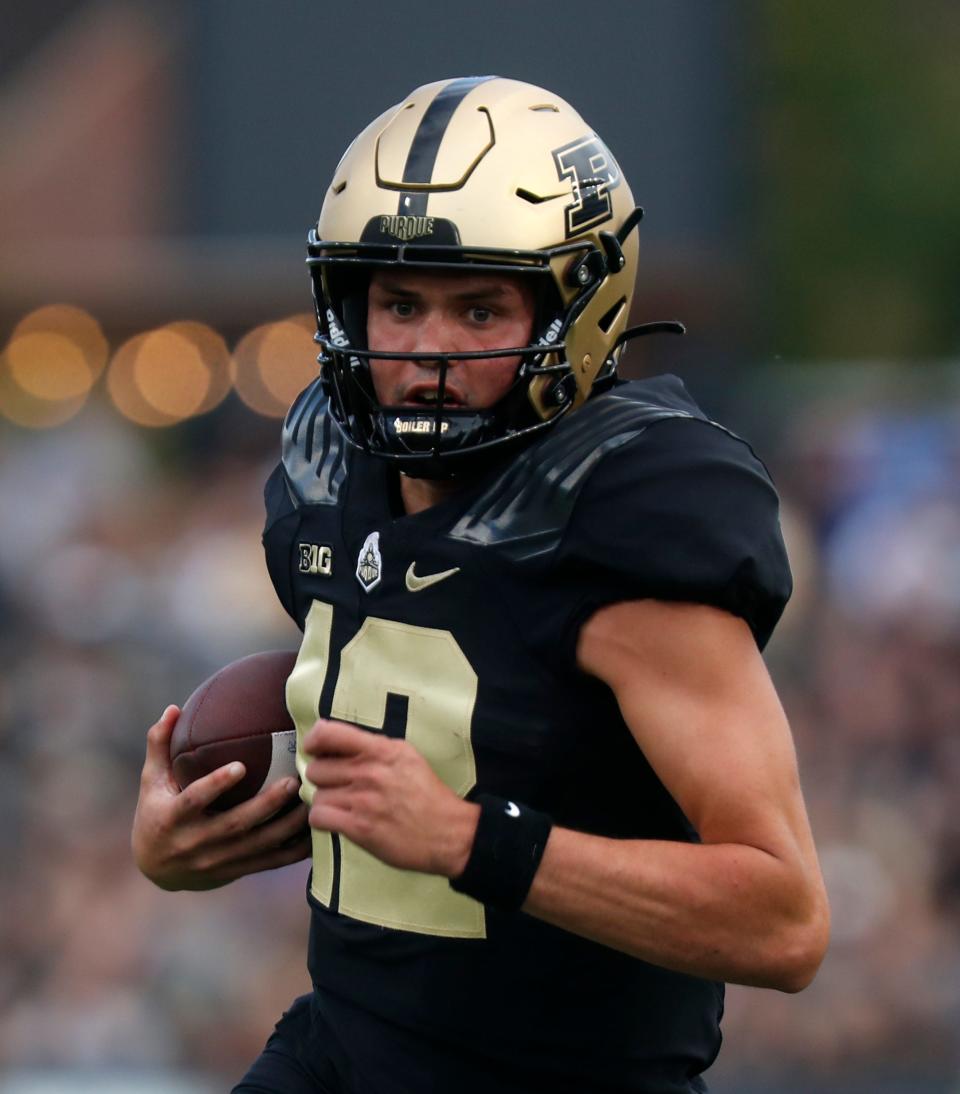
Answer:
[
  {"left": 233, "top": 990, "right": 563, "bottom": 1094},
  {"left": 233, "top": 993, "right": 347, "bottom": 1093}
]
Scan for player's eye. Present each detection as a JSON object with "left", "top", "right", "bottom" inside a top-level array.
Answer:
[
  {"left": 468, "top": 306, "right": 493, "bottom": 324},
  {"left": 391, "top": 301, "right": 415, "bottom": 318}
]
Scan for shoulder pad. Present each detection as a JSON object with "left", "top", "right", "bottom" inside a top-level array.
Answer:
[
  {"left": 449, "top": 377, "right": 709, "bottom": 560},
  {"left": 281, "top": 380, "right": 348, "bottom": 506}
]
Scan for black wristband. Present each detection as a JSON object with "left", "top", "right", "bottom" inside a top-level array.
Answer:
[{"left": 449, "top": 794, "right": 553, "bottom": 912}]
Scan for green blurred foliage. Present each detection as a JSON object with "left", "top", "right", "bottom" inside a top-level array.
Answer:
[{"left": 756, "top": 0, "right": 960, "bottom": 359}]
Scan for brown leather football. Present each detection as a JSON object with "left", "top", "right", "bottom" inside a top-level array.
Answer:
[{"left": 170, "top": 650, "right": 300, "bottom": 811}]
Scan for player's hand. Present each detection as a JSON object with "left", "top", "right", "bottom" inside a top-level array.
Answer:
[
  {"left": 131, "top": 705, "right": 311, "bottom": 891},
  {"left": 303, "top": 718, "right": 479, "bottom": 878}
]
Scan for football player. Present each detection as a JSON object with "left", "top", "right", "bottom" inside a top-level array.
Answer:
[{"left": 133, "top": 76, "right": 829, "bottom": 1093}]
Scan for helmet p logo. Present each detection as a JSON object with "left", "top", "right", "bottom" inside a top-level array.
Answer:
[{"left": 552, "top": 136, "right": 622, "bottom": 238}]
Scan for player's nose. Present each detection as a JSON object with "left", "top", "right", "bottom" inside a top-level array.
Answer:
[{"left": 410, "top": 311, "right": 458, "bottom": 363}]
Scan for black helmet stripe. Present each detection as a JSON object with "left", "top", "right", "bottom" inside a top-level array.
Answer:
[{"left": 397, "top": 75, "right": 496, "bottom": 217}]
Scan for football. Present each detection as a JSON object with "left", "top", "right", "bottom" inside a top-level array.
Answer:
[{"left": 170, "top": 649, "right": 300, "bottom": 811}]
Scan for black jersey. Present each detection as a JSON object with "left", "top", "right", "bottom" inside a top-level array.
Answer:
[{"left": 262, "top": 375, "right": 791, "bottom": 1094}]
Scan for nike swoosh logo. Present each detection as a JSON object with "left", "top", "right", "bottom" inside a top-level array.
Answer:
[
  {"left": 505, "top": 801, "right": 520, "bottom": 818},
  {"left": 405, "top": 563, "right": 461, "bottom": 592}
]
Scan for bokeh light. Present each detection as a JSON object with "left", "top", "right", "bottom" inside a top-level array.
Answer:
[
  {"left": 232, "top": 313, "right": 318, "bottom": 418},
  {"left": 164, "top": 320, "right": 232, "bottom": 415},
  {"left": 0, "top": 305, "right": 108, "bottom": 428},
  {"left": 107, "top": 321, "right": 231, "bottom": 427},
  {"left": 0, "top": 351, "right": 88, "bottom": 428},
  {"left": 132, "top": 328, "right": 210, "bottom": 418},
  {"left": 7, "top": 332, "right": 92, "bottom": 401},
  {"left": 10, "top": 305, "right": 109, "bottom": 379},
  {"left": 108, "top": 331, "right": 190, "bottom": 427}
]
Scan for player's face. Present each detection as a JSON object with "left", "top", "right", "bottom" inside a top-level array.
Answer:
[{"left": 366, "top": 269, "right": 536, "bottom": 410}]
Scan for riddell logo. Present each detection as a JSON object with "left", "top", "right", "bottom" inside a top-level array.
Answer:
[
  {"left": 325, "top": 309, "right": 349, "bottom": 348},
  {"left": 538, "top": 317, "right": 564, "bottom": 346},
  {"left": 379, "top": 215, "right": 435, "bottom": 241}
]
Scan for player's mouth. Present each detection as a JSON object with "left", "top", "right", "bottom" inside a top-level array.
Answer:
[{"left": 400, "top": 383, "right": 468, "bottom": 409}]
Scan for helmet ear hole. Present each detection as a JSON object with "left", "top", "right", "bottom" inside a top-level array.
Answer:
[{"left": 597, "top": 297, "right": 627, "bottom": 334}]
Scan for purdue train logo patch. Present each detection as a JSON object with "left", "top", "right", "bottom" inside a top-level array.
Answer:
[{"left": 356, "top": 531, "right": 383, "bottom": 592}]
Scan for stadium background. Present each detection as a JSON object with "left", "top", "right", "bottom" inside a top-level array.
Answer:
[{"left": 1, "top": 2, "right": 959, "bottom": 1091}]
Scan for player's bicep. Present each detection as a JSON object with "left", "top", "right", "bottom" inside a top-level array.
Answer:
[{"left": 577, "top": 598, "right": 810, "bottom": 857}]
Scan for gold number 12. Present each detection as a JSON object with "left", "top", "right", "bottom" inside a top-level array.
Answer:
[{"left": 286, "top": 600, "right": 486, "bottom": 939}]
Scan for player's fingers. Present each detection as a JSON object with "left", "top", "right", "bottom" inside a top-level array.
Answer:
[
  {"left": 202, "top": 807, "right": 310, "bottom": 876},
  {"left": 205, "top": 776, "right": 302, "bottom": 841},
  {"left": 227, "top": 795, "right": 308, "bottom": 848},
  {"left": 309, "top": 799, "right": 354, "bottom": 835},
  {"left": 303, "top": 756, "right": 355, "bottom": 788},
  {"left": 311, "top": 782, "right": 357, "bottom": 809},
  {"left": 269, "top": 799, "right": 310, "bottom": 842},
  {"left": 173, "top": 761, "right": 248, "bottom": 820},
  {"left": 218, "top": 831, "right": 313, "bottom": 884},
  {"left": 142, "top": 706, "right": 180, "bottom": 777},
  {"left": 302, "top": 717, "right": 372, "bottom": 757},
  {"left": 254, "top": 779, "right": 307, "bottom": 826}
]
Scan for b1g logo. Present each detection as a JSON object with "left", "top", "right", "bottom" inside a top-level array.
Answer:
[
  {"left": 298, "top": 542, "right": 332, "bottom": 576},
  {"left": 552, "top": 135, "right": 622, "bottom": 238}
]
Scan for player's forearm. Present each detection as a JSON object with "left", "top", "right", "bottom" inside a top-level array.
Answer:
[{"left": 522, "top": 825, "right": 828, "bottom": 992}]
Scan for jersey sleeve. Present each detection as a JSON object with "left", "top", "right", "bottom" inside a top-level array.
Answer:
[
  {"left": 556, "top": 415, "right": 792, "bottom": 658},
  {"left": 262, "top": 462, "right": 302, "bottom": 627}
]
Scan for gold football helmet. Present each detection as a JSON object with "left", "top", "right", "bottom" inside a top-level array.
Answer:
[{"left": 307, "top": 75, "right": 677, "bottom": 477}]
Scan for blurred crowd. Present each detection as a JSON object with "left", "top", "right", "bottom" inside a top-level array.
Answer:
[{"left": 0, "top": 367, "right": 958, "bottom": 1093}]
